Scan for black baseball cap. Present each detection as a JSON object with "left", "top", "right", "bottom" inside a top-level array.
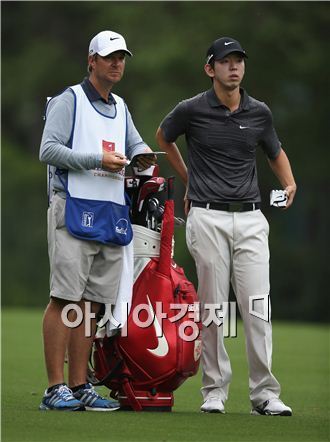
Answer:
[{"left": 206, "top": 37, "right": 247, "bottom": 64}]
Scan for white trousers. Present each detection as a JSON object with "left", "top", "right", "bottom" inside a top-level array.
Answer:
[{"left": 186, "top": 207, "right": 281, "bottom": 407}]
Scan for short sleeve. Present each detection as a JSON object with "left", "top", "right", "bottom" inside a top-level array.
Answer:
[
  {"left": 259, "top": 104, "right": 281, "bottom": 159},
  {"left": 160, "top": 101, "right": 189, "bottom": 142}
]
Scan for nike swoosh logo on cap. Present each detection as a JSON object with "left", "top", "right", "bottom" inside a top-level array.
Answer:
[
  {"left": 110, "top": 37, "right": 120, "bottom": 41},
  {"left": 146, "top": 295, "right": 169, "bottom": 357},
  {"left": 224, "top": 41, "right": 235, "bottom": 46}
]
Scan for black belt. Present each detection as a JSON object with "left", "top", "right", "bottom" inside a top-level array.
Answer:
[{"left": 191, "top": 201, "right": 260, "bottom": 212}]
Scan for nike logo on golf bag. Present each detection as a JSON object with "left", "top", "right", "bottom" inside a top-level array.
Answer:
[{"left": 146, "top": 295, "right": 169, "bottom": 357}]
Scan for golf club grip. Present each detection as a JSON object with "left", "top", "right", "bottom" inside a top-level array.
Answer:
[{"left": 167, "top": 176, "right": 175, "bottom": 200}]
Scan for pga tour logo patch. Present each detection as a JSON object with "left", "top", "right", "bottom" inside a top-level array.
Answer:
[{"left": 82, "top": 211, "right": 94, "bottom": 228}]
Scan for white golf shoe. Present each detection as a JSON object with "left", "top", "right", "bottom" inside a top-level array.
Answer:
[
  {"left": 201, "top": 397, "right": 225, "bottom": 413},
  {"left": 251, "top": 398, "right": 292, "bottom": 416}
]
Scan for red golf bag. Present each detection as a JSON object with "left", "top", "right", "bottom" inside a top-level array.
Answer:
[{"left": 89, "top": 166, "right": 202, "bottom": 411}]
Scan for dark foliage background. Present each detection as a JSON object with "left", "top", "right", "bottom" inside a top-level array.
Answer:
[{"left": 2, "top": 1, "right": 329, "bottom": 321}]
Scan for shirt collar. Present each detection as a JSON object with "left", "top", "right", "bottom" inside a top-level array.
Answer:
[
  {"left": 206, "top": 87, "right": 250, "bottom": 111},
  {"left": 81, "top": 78, "right": 116, "bottom": 105}
]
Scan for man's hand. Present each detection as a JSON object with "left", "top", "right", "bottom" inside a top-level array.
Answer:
[
  {"left": 184, "top": 199, "right": 191, "bottom": 216},
  {"left": 283, "top": 184, "right": 297, "bottom": 210},
  {"left": 135, "top": 154, "right": 157, "bottom": 170},
  {"left": 102, "top": 151, "right": 128, "bottom": 172},
  {"left": 134, "top": 148, "right": 157, "bottom": 170},
  {"left": 184, "top": 188, "right": 191, "bottom": 216}
]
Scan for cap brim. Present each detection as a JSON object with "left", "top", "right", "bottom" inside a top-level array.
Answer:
[
  {"left": 214, "top": 49, "right": 247, "bottom": 61},
  {"left": 98, "top": 46, "right": 133, "bottom": 57}
]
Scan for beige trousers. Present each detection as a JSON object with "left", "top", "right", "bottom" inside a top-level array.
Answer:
[
  {"left": 47, "top": 194, "right": 124, "bottom": 304},
  {"left": 186, "top": 207, "right": 281, "bottom": 407}
]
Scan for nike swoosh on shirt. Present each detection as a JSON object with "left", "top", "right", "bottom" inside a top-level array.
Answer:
[
  {"left": 146, "top": 295, "right": 169, "bottom": 357},
  {"left": 224, "top": 41, "right": 235, "bottom": 46},
  {"left": 239, "top": 125, "right": 249, "bottom": 129}
]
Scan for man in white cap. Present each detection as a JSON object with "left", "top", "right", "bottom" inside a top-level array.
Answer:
[{"left": 39, "top": 30, "right": 155, "bottom": 411}]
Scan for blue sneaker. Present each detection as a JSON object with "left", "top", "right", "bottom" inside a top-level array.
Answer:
[
  {"left": 39, "top": 384, "right": 85, "bottom": 411},
  {"left": 73, "top": 383, "right": 120, "bottom": 411}
]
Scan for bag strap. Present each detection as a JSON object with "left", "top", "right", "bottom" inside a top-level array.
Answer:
[
  {"left": 157, "top": 176, "right": 175, "bottom": 276},
  {"left": 90, "top": 338, "right": 143, "bottom": 411},
  {"left": 89, "top": 339, "right": 123, "bottom": 387},
  {"left": 121, "top": 378, "right": 143, "bottom": 412},
  {"left": 91, "top": 359, "right": 123, "bottom": 387}
]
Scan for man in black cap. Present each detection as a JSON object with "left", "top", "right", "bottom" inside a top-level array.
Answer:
[{"left": 156, "top": 37, "right": 296, "bottom": 415}]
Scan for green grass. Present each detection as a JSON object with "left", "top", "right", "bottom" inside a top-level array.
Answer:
[{"left": 2, "top": 309, "right": 329, "bottom": 442}]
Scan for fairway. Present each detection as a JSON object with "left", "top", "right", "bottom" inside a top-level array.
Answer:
[{"left": 2, "top": 309, "right": 329, "bottom": 442}]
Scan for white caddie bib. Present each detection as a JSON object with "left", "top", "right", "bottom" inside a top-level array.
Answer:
[
  {"left": 68, "top": 84, "right": 127, "bottom": 204},
  {"left": 57, "top": 85, "right": 133, "bottom": 246}
]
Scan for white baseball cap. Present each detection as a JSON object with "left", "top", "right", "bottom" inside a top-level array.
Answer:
[{"left": 89, "top": 30, "right": 133, "bottom": 57}]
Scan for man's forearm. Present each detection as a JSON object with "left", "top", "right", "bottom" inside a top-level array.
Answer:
[
  {"left": 40, "top": 140, "right": 102, "bottom": 170},
  {"left": 268, "top": 147, "right": 297, "bottom": 208},
  {"left": 268, "top": 148, "right": 295, "bottom": 187},
  {"left": 155, "top": 128, "right": 188, "bottom": 185}
]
